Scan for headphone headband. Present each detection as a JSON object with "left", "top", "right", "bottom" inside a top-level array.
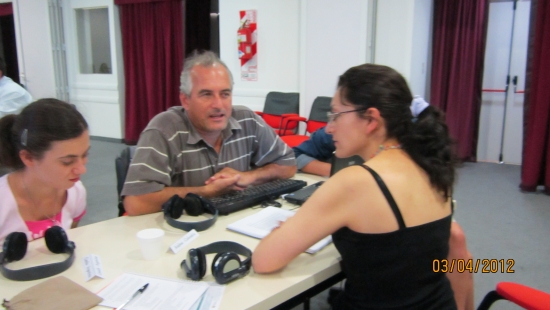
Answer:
[
  {"left": 181, "top": 241, "right": 252, "bottom": 285},
  {"left": 162, "top": 194, "right": 218, "bottom": 231},
  {"left": 0, "top": 227, "right": 76, "bottom": 281},
  {"left": 198, "top": 241, "right": 252, "bottom": 268}
]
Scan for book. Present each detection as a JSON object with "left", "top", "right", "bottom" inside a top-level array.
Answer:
[{"left": 227, "top": 206, "right": 332, "bottom": 254}]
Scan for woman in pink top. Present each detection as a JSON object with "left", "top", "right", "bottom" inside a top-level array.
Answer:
[{"left": 0, "top": 99, "right": 89, "bottom": 244}]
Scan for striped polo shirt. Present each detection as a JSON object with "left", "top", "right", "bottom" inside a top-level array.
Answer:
[{"left": 121, "top": 105, "right": 296, "bottom": 196}]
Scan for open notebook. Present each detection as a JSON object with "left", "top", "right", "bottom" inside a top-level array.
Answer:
[{"left": 284, "top": 154, "right": 364, "bottom": 205}]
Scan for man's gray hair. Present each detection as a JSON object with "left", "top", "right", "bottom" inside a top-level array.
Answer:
[{"left": 179, "top": 51, "right": 234, "bottom": 96}]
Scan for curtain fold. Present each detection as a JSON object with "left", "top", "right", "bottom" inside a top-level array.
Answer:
[
  {"left": 0, "top": 3, "right": 12, "bottom": 16},
  {"left": 118, "top": 0, "right": 184, "bottom": 144},
  {"left": 0, "top": 7, "right": 20, "bottom": 84},
  {"left": 115, "top": 0, "right": 176, "bottom": 5},
  {"left": 520, "top": 0, "right": 550, "bottom": 194},
  {"left": 430, "top": 0, "right": 489, "bottom": 162}
]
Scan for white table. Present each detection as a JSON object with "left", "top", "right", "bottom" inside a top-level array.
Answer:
[{"left": 0, "top": 173, "right": 343, "bottom": 309}]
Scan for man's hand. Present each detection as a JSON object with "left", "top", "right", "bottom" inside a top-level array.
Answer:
[
  {"left": 203, "top": 173, "right": 243, "bottom": 196},
  {"left": 204, "top": 167, "right": 256, "bottom": 190}
]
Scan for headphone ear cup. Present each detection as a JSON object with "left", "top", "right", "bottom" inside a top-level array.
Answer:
[
  {"left": 45, "top": 226, "right": 69, "bottom": 254},
  {"left": 183, "top": 195, "right": 204, "bottom": 217},
  {"left": 169, "top": 196, "right": 185, "bottom": 219},
  {"left": 2, "top": 232, "right": 27, "bottom": 262},
  {"left": 185, "top": 248, "right": 207, "bottom": 280},
  {"left": 211, "top": 252, "right": 242, "bottom": 284}
]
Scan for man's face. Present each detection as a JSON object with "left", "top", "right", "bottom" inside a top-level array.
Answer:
[{"left": 180, "top": 64, "right": 232, "bottom": 138}]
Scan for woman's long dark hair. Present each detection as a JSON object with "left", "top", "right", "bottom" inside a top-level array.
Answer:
[
  {"left": 337, "top": 64, "right": 456, "bottom": 198},
  {"left": 0, "top": 98, "right": 88, "bottom": 170}
]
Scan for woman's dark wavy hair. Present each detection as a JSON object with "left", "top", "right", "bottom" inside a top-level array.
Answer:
[
  {"left": 0, "top": 98, "right": 88, "bottom": 170},
  {"left": 337, "top": 63, "right": 456, "bottom": 198}
]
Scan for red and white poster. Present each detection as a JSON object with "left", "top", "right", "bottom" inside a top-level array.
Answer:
[{"left": 238, "top": 10, "right": 257, "bottom": 81}]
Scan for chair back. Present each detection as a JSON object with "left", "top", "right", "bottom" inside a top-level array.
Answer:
[
  {"left": 261, "top": 92, "right": 300, "bottom": 135},
  {"left": 263, "top": 92, "right": 299, "bottom": 115},
  {"left": 115, "top": 146, "right": 137, "bottom": 216},
  {"left": 304, "top": 96, "right": 331, "bottom": 134},
  {"left": 308, "top": 96, "right": 331, "bottom": 123}
]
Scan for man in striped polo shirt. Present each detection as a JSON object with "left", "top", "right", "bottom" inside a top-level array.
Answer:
[{"left": 122, "top": 51, "right": 296, "bottom": 215}]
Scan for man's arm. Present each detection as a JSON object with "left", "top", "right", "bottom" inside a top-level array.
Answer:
[
  {"left": 205, "top": 163, "right": 296, "bottom": 190},
  {"left": 300, "top": 160, "right": 331, "bottom": 177},
  {"left": 246, "top": 163, "right": 296, "bottom": 184},
  {"left": 293, "top": 126, "right": 334, "bottom": 176},
  {"left": 293, "top": 126, "right": 334, "bottom": 160},
  {"left": 124, "top": 175, "right": 241, "bottom": 215}
]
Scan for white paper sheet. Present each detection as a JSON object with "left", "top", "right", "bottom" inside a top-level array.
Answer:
[
  {"left": 189, "top": 283, "right": 226, "bottom": 310},
  {"left": 227, "top": 206, "right": 332, "bottom": 254},
  {"left": 97, "top": 273, "right": 208, "bottom": 310}
]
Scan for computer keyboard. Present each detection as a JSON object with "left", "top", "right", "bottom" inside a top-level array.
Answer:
[{"left": 207, "top": 179, "right": 307, "bottom": 215}]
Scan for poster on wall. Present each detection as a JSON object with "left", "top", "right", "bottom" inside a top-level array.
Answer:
[{"left": 238, "top": 10, "right": 257, "bottom": 81}]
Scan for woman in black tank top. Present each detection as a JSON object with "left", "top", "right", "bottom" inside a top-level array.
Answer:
[{"left": 253, "top": 64, "right": 467, "bottom": 309}]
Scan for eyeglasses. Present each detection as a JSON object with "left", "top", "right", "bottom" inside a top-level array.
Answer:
[{"left": 326, "top": 108, "right": 367, "bottom": 123}]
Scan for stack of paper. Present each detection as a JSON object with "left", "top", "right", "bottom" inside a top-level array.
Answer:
[
  {"left": 97, "top": 273, "right": 224, "bottom": 310},
  {"left": 227, "top": 206, "right": 332, "bottom": 254}
]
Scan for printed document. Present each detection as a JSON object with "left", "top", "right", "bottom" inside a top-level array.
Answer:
[{"left": 97, "top": 273, "right": 208, "bottom": 310}]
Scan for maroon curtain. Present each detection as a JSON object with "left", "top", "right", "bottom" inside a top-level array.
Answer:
[
  {"left": 117, "top": 0, "right": 184, "bottom": 144},
  {"left": 520, "top": 0, "right": 550, "bottom": 194},
  {"left": 0, "top": 4, "right": 20, "bottom": 85},
  {"left": 430, "top": 0, "right": 489, "bottom": 161},
  {"left": 0, "top": 3, "right": 12, "bottom": 16}
]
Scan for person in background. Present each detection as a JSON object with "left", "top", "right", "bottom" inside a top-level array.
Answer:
[
  {"left": 0, "top": 99, "right": 89, "bottom": 244},
  {"left": 292, "top": 97, "right": 473, "bottom": 309},
  {"left": 122, "top": 51, "right": 296, "bottom": 215},
  {"left": 254, "top": 63, "right": 469, "bottom": 309},
  {"left": 0, "top": 56, "right": 33, "bottom": 119},
  {"left": 293, "top": 126, "right": 334, "bottom": 177}
]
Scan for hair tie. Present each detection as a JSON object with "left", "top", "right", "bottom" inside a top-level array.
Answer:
[
  {"left": 21, "top": 129, "right": 28, "bottom": 146},
  {"left": 410, "top": 96, "right": 429, "bottom": 122}
]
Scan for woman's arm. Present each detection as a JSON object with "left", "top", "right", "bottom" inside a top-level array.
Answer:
[{"left": 252, "top": 171, "right": 356, "bottom": 273}]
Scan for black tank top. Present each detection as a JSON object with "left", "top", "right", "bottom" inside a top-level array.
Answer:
[{"left": 331, "top": 165, "right": 457, "bottom": 309}]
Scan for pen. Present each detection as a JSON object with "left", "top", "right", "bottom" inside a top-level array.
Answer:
[{"left": 115, "top": 283, "right": 149, "bottom": 310}]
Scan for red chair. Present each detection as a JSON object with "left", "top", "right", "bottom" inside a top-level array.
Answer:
[
  {"left": 477, "top": 282, "right": 550, "bottom": 310},
  {"left": 280, "top": 96, "right": 331, "bottom": 147},
  {"left": 255, "top": 92, "right": 300, "bottom": 136}
]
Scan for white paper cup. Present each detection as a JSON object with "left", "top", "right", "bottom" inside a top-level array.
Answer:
[{"left": 136, "top": 228, "right": 165, "bottom": 260}]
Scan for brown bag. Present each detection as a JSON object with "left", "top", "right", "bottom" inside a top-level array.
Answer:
[{"left": 2, "top": 276, "right": 102, "bottom": 310}]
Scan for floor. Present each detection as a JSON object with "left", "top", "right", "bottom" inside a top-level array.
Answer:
[{"left": 81, "top": 139, "right": 550, "bottom": 309}]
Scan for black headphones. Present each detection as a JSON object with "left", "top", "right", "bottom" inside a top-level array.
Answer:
[
  {"left": 162, "top": 193, "right": 218, "bottom": 231},
  {"left": 0, "top": 226, "right": 76, "bottom": 281},
  {"left": 181, "top": 241, "right": 252, "bottom": 285}
]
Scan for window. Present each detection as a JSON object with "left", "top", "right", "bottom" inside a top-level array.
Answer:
[{"left": 75, "top": 7, "right": 112, "bottom": 74}]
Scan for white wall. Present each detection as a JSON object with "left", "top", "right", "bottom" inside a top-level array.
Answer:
[
  {"left": 301, "top": 0, "right": 369, "bottom": 116},
  {"left": 220, "top": 0, "right": 372, "bottom": 118},
  {"left": 375, "top": 0, "right": 432, "bottom": 98},
  {"left": 219, "top": 0, "right": 301, "bottom": 112},
  {"left": 219, "top": 0, "right": 432, "bottom": 119},
  {"left": 12, "top": 0, "right": 57, "bottom": 98}
]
